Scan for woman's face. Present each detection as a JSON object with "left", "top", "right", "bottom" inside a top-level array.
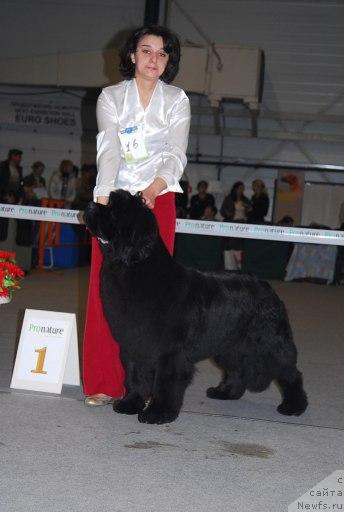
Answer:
[
  {"left": 252, "top": 180, "right": 262, "bottom": 194},
  {"left": 131, "top": 35, "right": 169, "bottom": 82},
  {"left": 237, "top": 184, "right": 244, "bottom": 198},
  {"left": 34, "top": 165, "right": 44, "bottom": 176}
]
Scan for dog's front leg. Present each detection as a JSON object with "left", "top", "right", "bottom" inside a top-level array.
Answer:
[
  {"left": 114, "top": 392, "right": 146, "bottom": 415},
  {"left": 138, "top": 351, "right": 194, "bottom": 425},
  {"left": 113, "top": 360, "right": 148, "bottom": 415}
]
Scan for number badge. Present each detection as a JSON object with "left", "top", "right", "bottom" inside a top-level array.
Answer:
[{"left": 118, "top": 125, "right": 149, "bottom": 164}]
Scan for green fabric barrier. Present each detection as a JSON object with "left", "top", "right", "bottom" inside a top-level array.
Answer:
[
  {"left": 242, "top": 239, "right": 292, "bottom": 280},
  {"left": 174, "top": 233, "right": 223, "bottom": 271},
  {"left": 174, "top": 232, "right": 292, "bottom": 279}
]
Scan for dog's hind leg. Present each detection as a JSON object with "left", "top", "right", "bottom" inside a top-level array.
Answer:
[
  {"left": 276, "top": 369, "right": 308, "bottom": 416},
  {"left": 138, "top": 351, "right": 194, "bottom": 425},
  {"left": 206, "top": 354, "right": 246, "bottom": 400}
]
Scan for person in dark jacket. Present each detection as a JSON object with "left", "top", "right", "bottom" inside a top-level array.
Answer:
[
  {"left": 220, "top": 181, "right": 251, "bottom": 221},
  {"left": 175, "top": 179, "right": 190, "bottom": 218},
  {"left": 0, "top": 149, "right": 24, "bottom": 242},
  {"left": 0, "top": 149, "right": 24, "bottom": 203},
  {"left": 247, "top": 179, "right": 269, "bottom": 223},
  {"left": 189, "top": 180, "right": 215, "bottom": 219},
  {"left": 72, "top": 164, "right": 97, "bottom": 210}
]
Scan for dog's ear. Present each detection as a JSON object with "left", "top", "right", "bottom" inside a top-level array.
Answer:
[{"left": 123, "top": 208, "right": 158, "bottom": 265}]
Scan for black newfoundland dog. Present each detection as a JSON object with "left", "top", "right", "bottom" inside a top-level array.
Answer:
[{"left": 85, "top": 190, "right": 308, "bottom": 424}]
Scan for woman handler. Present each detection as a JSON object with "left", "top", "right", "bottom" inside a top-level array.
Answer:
[{"left": 83, "top": 26, "right": 191, "bottom": 405}]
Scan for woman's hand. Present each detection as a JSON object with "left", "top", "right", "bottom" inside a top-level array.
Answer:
[
  {"left": 96, "top": 196, "right": 109, "bottom": 206},
  {"left": 141, "top": 178, "right": 167, "bottom": 209}
]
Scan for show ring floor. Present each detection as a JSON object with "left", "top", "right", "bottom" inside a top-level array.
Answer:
[{"left": 1, "top": 267, "right": 344, "bottom": 512}]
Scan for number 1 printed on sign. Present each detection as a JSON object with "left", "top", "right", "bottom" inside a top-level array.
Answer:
[{"left": 31, "top": 347, "right": 47, "bottom": 375}]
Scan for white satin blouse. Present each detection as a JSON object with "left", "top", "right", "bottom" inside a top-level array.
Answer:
[{"left": 94, "top": 78, "right": 191, "bottom": 199}]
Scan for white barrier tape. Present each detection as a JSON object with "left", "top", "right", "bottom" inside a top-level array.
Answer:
[
  {"left": 176, "top": 219, "right": 344, "bottom": 246},
  {"left": 0, "top": 203, "right": 343, "bottom": 246},
  {"left": 0, "top": 203, "right": 81, "bottom": 225}
]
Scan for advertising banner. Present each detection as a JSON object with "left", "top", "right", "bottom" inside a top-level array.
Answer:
[{"left": 10, "top": 309, "right": 80, "bottom": 394}]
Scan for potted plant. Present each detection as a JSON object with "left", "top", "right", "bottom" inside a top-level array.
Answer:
[{"left": 0, "top": 251, "right": 25, "bottom": 304}]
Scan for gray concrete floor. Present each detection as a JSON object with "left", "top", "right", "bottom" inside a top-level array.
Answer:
[{"left": 1, "top": 268, "right": 344, "bottom": 512}]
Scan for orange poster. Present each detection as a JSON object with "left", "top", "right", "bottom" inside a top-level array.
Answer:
[{"left": 273, "top": 170, "right": 305, "bottom": 225}]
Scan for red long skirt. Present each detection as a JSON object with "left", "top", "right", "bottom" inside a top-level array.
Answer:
[{"left": 82, "top": 192, "right": 176, "bottom": 397}]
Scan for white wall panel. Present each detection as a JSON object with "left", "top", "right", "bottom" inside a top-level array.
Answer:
[
  {"left": 169, "top": 0, "right": 344, "bottom": 115},
  {"left": 1, "top": 0, "right": 144, "bottom": 59}
]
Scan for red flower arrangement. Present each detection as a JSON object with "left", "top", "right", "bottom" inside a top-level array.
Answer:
[{"left": 0, "top": 251, "right": 25, "bottom": 302}]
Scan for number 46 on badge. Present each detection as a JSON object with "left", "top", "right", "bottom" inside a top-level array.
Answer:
[{"left": 11, "top": 309, "right": 80, "bottom": 394}]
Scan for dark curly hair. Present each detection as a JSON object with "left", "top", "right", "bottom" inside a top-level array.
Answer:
[
  {"left": 230, "top": 181, "right": 245, "bottom": 202},
  {"left": 119, "top": 25, "right": 181, "bottom": 83}
]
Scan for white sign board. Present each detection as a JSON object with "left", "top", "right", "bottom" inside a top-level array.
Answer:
[
  {"left": 0, "top": 86, "right": 83, "bottom": 135},
  {"left": 10, "top": 309, "right": 80, "bottom": 394}
]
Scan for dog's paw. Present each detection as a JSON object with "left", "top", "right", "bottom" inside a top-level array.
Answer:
[
  {"left": 206, "top": 386, "right": 245, "bottom": 400},
  {"left": 207, "top": 387, "right": 229, "bottom": 400},
  {"left": 113, "top": 398, "right": 144, "bottom": 415},
  {"left": 277, "top": 397, "right": 308, "bottom": 416},
  {"left": 138, "top": 408, "right": 179, "bottom": 425}
]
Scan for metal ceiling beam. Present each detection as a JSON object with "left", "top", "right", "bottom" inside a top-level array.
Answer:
[
  {"left": 190, "top": 104, "right": 344, "bottom": 124},
  {"left": 189, "top": 126, "right": 344, "bottom": 143},
  {"left": 144, "top": 0, "right": 161, "bottom": 25},
  {"left": 186, "top": 155, "right": 344, "bottom": 173}
]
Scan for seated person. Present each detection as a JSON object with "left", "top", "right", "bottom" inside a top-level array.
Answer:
[
  {"left": 277, "top": 216, "right": 294, "bottom": 227},
  {"left": 202, "top": 205, "right": 218, "bottom": 221}
]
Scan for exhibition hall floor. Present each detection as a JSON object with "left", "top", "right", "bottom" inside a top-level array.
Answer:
[{"left": 1, "top": 268, "right": 344, "bottom": 512}]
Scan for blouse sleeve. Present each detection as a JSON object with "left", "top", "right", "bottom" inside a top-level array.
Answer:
[
  {"left": 155, "top": 92, "right": 191, "bottom": 189},
  {"left": 93, "top": 90, "right": 121, "bottom": 199}
]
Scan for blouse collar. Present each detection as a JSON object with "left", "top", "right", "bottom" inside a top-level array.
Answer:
[{"left": 130, "top": 78, "right": 162, "bottom": 113}]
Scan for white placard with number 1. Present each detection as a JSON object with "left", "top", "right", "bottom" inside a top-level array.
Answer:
[{"left": 10, "top": 309, "right": 80, "bottom": 394}]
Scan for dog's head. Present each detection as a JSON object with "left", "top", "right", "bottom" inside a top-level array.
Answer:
[{"left": 84, "top": 190, "right": 159, "bottom": 265}]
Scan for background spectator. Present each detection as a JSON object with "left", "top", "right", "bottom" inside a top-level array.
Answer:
[
  {"left": 277, "top": 215, "right": 294, "bottom": 227},
  {"left": 72, "top": 164, "right": 97, "bottom": 210},
  {"left": 202, "top": 205, "right": 218, "bottom": 221},
  {"left": 0, "top": 149, "right": 24, "bottom": 204},
  {"left": 49, "top": 159, "right": 77, "bottom": 208},
  {"left": 175, "top": 179, "right": 190, "bottom": 218},
  {"left": 189, "top": 180, "right": 215, "bottom": 219},
  {"left": 220, "top": 182, "right": 251, "bottom": 271},
  {"left": 220, "top": 181, "right": 251, "bottom": 221},
  {"left": 247, "top": 179, "right": 269, "bottom": 223},
  {"left": 23, "top": 161, "right": 47, "bottom": 204},
  {"left": 339, "top": 201, "right": 344, "bottom": 229}
]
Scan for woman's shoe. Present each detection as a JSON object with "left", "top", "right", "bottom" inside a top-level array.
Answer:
[{"left": 84, "top": 394, "right": 114, "bottom": 407}]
